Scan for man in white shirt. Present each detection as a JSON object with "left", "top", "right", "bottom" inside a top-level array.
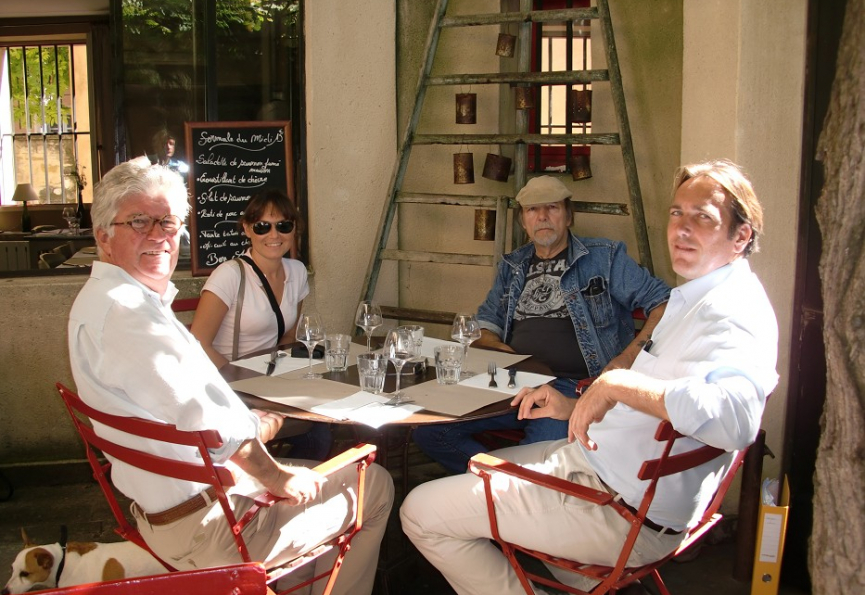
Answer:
[
  {"left": 400, "top": 159, "right": 778, "bottom": 595},
  {"left": 68, "top": 160, "right": 393, "bottom": 595}
]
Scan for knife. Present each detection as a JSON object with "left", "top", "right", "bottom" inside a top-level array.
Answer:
[
  {"left": 265, "top": 350, "right": 279, "bottom": 376},
  {"left": 507, "top": 368, "right": 517, "bottom": 388}
]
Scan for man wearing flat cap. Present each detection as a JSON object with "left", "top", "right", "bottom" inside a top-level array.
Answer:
[{"left": 414, "top": 176, "right": 670, "bottom": 473}]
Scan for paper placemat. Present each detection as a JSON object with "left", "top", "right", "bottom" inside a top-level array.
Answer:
[
  {"left": 457, "top": 369, "right": 556, "bottom": 396},
  {"left": 400, "top": 382, "right": 513, "bottom": 417},
  {"left": 228, "top": 376, "right": 357, "bottom": 410},
  {"left": 418, "top": 338, "right": 529, "bottom": 374}
]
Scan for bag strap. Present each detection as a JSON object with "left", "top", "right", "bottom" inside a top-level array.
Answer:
[
  {"left": 231, "top": 259, "right": 246, "bottom": 361},
  {"left": 238, "top": 255, "right": 285, "bottom": 345}
]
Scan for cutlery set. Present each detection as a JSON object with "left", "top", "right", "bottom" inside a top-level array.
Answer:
[{"left": 488, "top": 362, "right": 518, "bottom": 389}]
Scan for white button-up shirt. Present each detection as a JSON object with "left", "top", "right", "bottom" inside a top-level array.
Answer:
[
  {"left": 68, "top": 262, "right": 259, "bottom": 512},
  {"left": 584, "top": 258, "right": 778, "bottom": 530}
]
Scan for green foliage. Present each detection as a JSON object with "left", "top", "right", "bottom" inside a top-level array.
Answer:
[{"left": 8, "top": 46, "right": 73, "bottom": 131}]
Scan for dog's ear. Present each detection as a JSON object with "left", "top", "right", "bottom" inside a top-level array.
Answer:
[
  {"left": 21, "top": 527, "right": 36, "bottom": 547},
  {"left": 34, "top": 551, "right": 54, "bottom": 570}
]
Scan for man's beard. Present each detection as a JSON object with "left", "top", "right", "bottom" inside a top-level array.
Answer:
[{"left": 532, "top": 226, "right": 560, "bottom": 248}]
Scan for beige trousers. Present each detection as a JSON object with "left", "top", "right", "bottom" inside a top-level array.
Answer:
[
  {"left": 133, "top": 462, "right": 393, "bottom": 595},
  {"left": 400, "top": 439, "right": 683, "bottom": 595}
]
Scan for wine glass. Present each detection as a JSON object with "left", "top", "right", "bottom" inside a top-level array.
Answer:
[
  {"left": 399, "top": 324, "right": 426, "bottom": 371},
  {"left": 62, "top": 206, "right": 77, "bottom": 233},
  {"left": 296, "top": 313, "right": 325, "bottom": 379},
  {"left": 383, "top": 327, "right": 417, "bottom": 404},
  {"left": 355, "top": 300, "right": 383, "bottom": 352},
  {"left": 451, "top": 313, "right": 482, "bottom": 378}
]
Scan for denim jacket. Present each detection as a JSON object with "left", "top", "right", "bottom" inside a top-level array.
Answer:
[{"left": 476, "top": 233, "right": 670, "bottom": 378}]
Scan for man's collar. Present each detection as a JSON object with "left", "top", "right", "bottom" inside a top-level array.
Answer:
[
  {"left": 674, "top": 258, "right": 750, "bottom": 304},
  {"left": 90, "top": 261, "right": 179, "bottom": 305}
]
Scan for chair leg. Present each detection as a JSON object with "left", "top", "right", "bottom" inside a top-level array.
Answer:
[{"left": 648, "top": 569, "right": 672, "bottom": 595}]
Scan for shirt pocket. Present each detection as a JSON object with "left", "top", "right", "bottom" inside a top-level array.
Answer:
[{"left": 580, "top": 276, "right": 614, "bottom": 329}]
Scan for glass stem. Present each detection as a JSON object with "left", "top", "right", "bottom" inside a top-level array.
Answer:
[
  {"left": 366, "top": 332, "right": 372, "bottom": 352},
  {"left": 394, "top": 364, "right": 404, "bottom": 395},
  {"left": 307, "top": 343, "right": 314, "bottom": 375}
]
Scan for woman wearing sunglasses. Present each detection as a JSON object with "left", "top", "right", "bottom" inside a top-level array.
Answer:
[{"left": 191, "top": 189, "right": 331, "bottom": 459}]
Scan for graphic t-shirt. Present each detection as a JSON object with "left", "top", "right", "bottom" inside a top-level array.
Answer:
[{"left": 510, "top": 252, "right": 589, "bottom": 379}]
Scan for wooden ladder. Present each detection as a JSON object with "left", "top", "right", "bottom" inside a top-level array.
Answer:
[{"left": 360, "top": 0, "right": 652, "bottom": 326}]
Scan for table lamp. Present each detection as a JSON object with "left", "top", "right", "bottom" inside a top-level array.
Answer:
[{"left": 12, "top": 183, "right": 37, "bottom": 232}]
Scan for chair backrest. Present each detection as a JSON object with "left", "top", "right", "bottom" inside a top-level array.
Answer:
[
  {"left": 40, "top": 251, "right": 67, "bottom": 268},
  {"left": 55, "top": 382, "right": 376, "bottom": 595},
  {"left": 53, "top": 242, "right": 75, "bottom": 259},
  {"left": 34, "top": 562, "right": 267, "bottom": 595},
  {"left": 170, "top": 297, "right": 200, "bottom": 329}
]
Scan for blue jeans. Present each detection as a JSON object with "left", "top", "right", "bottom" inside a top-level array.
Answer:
[
  {"left": 412, "top": 378, "right": 580, "bottom": 474},
  {"left": 281, "top": 422, "right": 333, "bottom": 461}
]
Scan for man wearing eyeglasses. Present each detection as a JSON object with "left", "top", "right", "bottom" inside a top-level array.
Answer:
[{"left": 68, "top": 161, "right": 393, "bottom": 594}]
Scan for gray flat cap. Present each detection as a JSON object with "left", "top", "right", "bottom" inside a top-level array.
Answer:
[{"left": 515, "top": 176, "right": 573, "bottom": 206}]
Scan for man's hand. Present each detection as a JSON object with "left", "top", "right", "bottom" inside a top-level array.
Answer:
[
  {"left": 567, "top": 383, "right": 616, "bottom": 450},
  {"left": 252, "top": 409, "right": 284, "bottom": 444},
  {"left": 512, "top": 384, "right": 576, "bottom": 421},
  {"left": 268, "top": 465, "right": 326, "bottom": 506}
]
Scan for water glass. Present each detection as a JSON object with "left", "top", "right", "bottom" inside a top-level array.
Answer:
[
  {"left": 357, "top": 352, "right": 387, "bottom": 394},
  {"left": 434, "top": 345, "right": 463, "bottom": 385},
  {"left": 324, "top": 333, "right": 351, "bottom": 372}
]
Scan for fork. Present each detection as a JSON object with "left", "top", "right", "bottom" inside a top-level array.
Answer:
[{"left": 488, "top": 361, "right": 498, "bottom": 388}]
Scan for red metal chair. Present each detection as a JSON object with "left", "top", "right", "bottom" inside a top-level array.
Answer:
[
  {"left": 31, "top": 563, "right": 268, "bottom": 595},
  {"left": 56, "top": 382, "right": 376, "bottom": 595},
  {"left": 170, "top": 297, "right": 199, "bottom": 329},
  {"left": 469, "top": 420, "right": 748, "bottom": 595}
]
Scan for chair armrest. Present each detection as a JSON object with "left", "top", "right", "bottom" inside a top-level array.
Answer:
[
  {"left": 313, "top": 443, "right": 377, "bottom": 477},
  {"left": 252, "top": 444, "right": 377, "bottom": 508},
  {"left": 469, "top": 453, "right": 612, "bottom": 505}
]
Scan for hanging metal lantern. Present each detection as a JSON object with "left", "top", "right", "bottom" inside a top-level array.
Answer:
[
  {"left": 455, "top": 93, "right": 477, "bottom": 124},
  {"left": 482, "top": 153, "right": 512, "bottom": 182},
  {"left": 571, "top": 89, "right": 592, "bottom": 123},
  {"left": 454, "top": 152, "right": 475, "bottom": 184},
  {"left": 495, "top": 33, "right": 516, "bottom": 57},
  {"left": 571, "top": 154, "right": 593, "bottom": 181},
  {"left": 514, "top": 86, "right": 535, "bottom": 110},
  {"left": 474, "top": 209, "right": 496, "bottom": 241}
]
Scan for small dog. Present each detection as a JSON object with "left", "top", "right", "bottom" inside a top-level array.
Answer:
[{"left": 2, "top": 529, "right": 166, "bottom": 594}]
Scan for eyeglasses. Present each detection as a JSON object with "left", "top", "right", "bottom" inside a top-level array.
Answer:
[
  {"left": 111, "top": 214, "right": 183, "bottom": 235},
  {"left": 252, "top": 220, "right": 295, "bottom": 235}
]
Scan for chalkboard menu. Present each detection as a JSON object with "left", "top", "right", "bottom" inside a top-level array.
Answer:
[{"left": 185, "top": 121, "right": 294, "bottom": 276}]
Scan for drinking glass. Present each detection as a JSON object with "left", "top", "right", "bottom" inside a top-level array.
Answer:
[
  {"left": 399, "top": 324, "right": 425, "bottom": 372},
  {"left": 296, "top": 313, "right": 325, "bottom": 379},
  {"left": 451, "top": 313, "right": 482, "bottom": 378},
  {"left": 62, "top": 207, "right": 77, "bottom": 233},
  {"left": 383, "top": 327, "right": 417, "bottom": 404},
  {"left": 355, "top": 301, "right": 383, "bottom": 352},
  {"left": 357, "top": 352, "right": 387, "bottom": 394}
]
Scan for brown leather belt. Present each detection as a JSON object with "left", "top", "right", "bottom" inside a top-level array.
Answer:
[
  {"left": 137, "top": 487, "right": 218, "bottom": 526},
  {"left": 599, "top": 479, "right": 683, "bottom": 536},
  {"left": 618, "top": 500, "right": 683, "bottom": 536}
]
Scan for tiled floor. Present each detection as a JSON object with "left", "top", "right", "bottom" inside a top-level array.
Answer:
[{"left": 0, "top": 447, "right": 811, "bottom": 595}]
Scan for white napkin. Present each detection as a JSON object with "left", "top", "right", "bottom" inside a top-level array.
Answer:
[
  {"left": 311, "top": 392, "right": 423, "bottom": 429},
  {"left": 457, "top": 369, "right": 556, "bottom": 396},
  {"left": 231, "top": 351, "right": 323, "bottom": 375}
]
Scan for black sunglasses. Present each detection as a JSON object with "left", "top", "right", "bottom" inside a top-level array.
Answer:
[{"left": 252, "top": 220, "right": 295, "bottom": 235}]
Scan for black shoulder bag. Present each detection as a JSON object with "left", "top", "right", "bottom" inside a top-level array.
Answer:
[{"left": 238, "top": 255, "right": 285, "bottom": 346}]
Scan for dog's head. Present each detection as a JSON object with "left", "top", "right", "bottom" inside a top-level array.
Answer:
[{"left": 2, "top": 530, "right": 61, "bottom": 595}]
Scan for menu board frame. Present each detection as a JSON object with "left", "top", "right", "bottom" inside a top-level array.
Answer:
[{"left": 185, "top": 120, "right": 295, "bottom": 276}]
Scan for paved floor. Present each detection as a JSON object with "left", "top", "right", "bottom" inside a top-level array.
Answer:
[{"left": 0, "top": 450, "right": 810, "bottom": 595}]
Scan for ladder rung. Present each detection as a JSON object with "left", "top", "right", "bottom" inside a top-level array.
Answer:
[
  {"left": 573, "top": 201, "right": 629, "bottom": 216},
  {"left": 380, "top": 306, "right": 457, "bottom": 326},
  {"left": 427, "top": 70, "right": 608, "bottom": 86},
  {"left": 440, "top": 8, "right": 599, "bottom": 28},
  {"left": 413, "top": 133, "right": 620, "bottom": 146},
  {"left": 397, "top": 192, "right": 514, "bottom": 208},
  {"left": 380, "top": 249, "right": 494, "bottom": 267}
]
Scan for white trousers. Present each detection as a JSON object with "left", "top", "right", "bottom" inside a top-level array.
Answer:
[
  {"left": 400, "top": 439, "right": 683, "bottom": 595},
  {"left": 134, "top": 462, "right": 394, "bottom": 595}
]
